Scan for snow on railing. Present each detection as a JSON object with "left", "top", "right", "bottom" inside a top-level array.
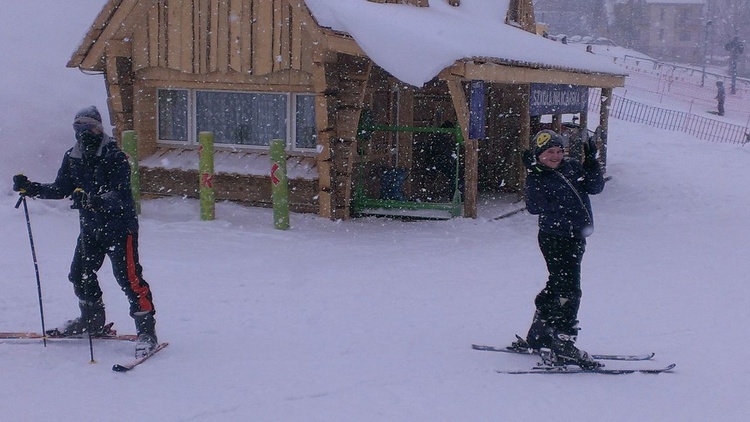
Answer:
[{"left": 588, "top": 89, "right": 749, "bottom": 145}]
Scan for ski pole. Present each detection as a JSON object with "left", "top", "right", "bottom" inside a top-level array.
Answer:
[
  {"left": 15, "top": 195, "right": 47, "bottom": 347},
  {"left": 86, "top": 297, "right": 96, "bottom": 363},
  {"left": 70, "top": 188, "right": 96, "bottom": 363},
  {"left": 87, "top": 302, "right": 96, "bottom": 363}
]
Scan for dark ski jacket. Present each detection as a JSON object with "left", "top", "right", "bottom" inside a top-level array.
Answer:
[
  {"left": 525, "top": 158, "right": 605, "bottom": 239},
  {"left": 35, "top": 135, "right": 138, "bottom": 236}
]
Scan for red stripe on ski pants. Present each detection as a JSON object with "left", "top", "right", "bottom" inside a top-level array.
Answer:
[
  {"left": 126, "top": 233, "right": 154, "bottom": 314},
  {"left": 69, "top": 229, "right": 154, "bottom": 317}
]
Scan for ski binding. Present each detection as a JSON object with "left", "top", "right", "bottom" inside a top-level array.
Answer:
[
  {"left": 497, "top": 363, "right": 676, "bottom": 375},
  {"left": 112, "top": 342, "right": 169, "bottom": 372},
  {"left": 472, "top": 340, "right": 655, "bottom": 361}
]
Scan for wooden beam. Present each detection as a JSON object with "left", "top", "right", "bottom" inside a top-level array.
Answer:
[
  {"left": 157, "top": 1, "right": 168, "bottom": 68},
  {"left": 253, "top": 0, "right": 274, "bottom": 75},
  {"left": 286, "top": 0, "right": 324, "bottom": 41},
  {"left": 132, "top": 17, "right": 149, "bottom": 70},
  {"left": 79, "top": 0, "right": 140, "bottom": 70},
  {"left": 229, "top": 0, "right": 243, "bottom": 73},
  {"left": 291, "top": 8, "right": 303, "bottom": 71},
  {"left": 147, "top": 2, "right": 160, "bottom": 67},
  {"left": 196, "top": 0, "right": 209, "bottom": 73},
  {"left": 166, "top": 0, "right": 182, "bottom": 70},
  {"left": 217, "top": 0, "right": 229, "bottom": 72},
  {"left": 209, "top": 0, "right": 220, "bottom": 72},
  {"left": 136, "top": 67, "right": 313, "bottom": 88},
  {"left": 446, "top": 80, "right": 477, "bottom": 218},
  {"left": 441, "top": 62, "right": 625, "bottom": 88},
  {"left": 321, "top": 33, "right": 366, "bottom": 57},
  {"left": 518, "top": 84, "right": 530, "bottom": 194},
  {"left": 280, "top": 2, "right": 292, "bottom": 73},
  {"left": 104, "top": 40, "right": 131, "bottom": 59},
  {"left": 68, "top": 0, "right": 122, "bottom": 68},
  {"left": 286, "top": 0, "right": 328, "bottom": 75},
  {"left": 180, "top": 1, "right": 193, "bottom": 72},
  {"left": 240, "top": 0, "right": 252, "bottom": 73},
  {"left": 446, "top": 80, "right": 470, "bottom": 146},
  {"left": 272, "top": 0, "right": 284, "bottom": 73}
]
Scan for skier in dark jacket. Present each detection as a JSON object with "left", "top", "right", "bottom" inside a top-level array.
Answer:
[
  {"left": 510, "top": 129, "right": 605, "bottom": 369},
  {"left": 12, "top": 106, "right": 158, "bottom": 358},
  {"left": 716, "top": 81, "right": 725, "bottom": 116}
]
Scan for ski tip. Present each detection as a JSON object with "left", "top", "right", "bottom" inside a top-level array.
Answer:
[{"left": 112, "top": 364, "right": 130, "bottom": 372}]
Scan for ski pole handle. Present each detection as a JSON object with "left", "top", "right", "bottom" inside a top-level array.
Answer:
[{"left": 15, "top": 194, "right": 24, "bottom": 209}]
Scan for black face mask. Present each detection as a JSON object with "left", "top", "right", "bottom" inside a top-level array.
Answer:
[{"left": 76, "top": 131, "right": 103, "bottom": 157}]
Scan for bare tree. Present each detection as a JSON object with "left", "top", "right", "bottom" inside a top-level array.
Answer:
[{"left": 707, "top": 0, "right": 749, "bottom": 77}]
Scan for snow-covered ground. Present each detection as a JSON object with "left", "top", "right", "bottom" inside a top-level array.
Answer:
[{"left": 2, "top": 1, "right": 750, "bottom": 421}]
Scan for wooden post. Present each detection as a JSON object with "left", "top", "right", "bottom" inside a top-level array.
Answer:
[
  {"left": 121, "top": 130, "right": 141, "bottom": 215},
  {"left": 552, "top": 113, "right": 562, "bottom": 133},
  {"left": 579, "top": 111, "right": 589, "bottom": 133},
  {"left": 578, "top": 110, "right": 589, "bottom": 162},
  {"left": 447, "top": 80, "right": 478, "bottom": 218},
  {"left": 518, "top": 85, "right": 531, "bottom": 195},
  {"left": 198, "top": 131, "right": 215, "bottom": 221},
  {"left": 395, "top": 85, "right": 414, "bottom": 197}
]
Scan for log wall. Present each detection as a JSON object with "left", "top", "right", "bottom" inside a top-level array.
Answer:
[{"left": 127, "top": 0, "right": 314, "bottom": 76}]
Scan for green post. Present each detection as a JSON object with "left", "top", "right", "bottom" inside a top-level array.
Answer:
[
  {"left": 199, "top": 131, "right": 215, "bottom": 221},
  {"left": 270, "top": 139, "right": 289, "bottom": 230},
  {"left": 122, "top": 130, "right": 141, "bottom": 214}
]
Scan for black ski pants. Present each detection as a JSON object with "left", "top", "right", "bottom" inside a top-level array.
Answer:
[
  {"left": 533, "top": 231, "right": 586, "bottom": 334},
  {"left": 68, "top": 228, "right": 155, "bottom": 319}
]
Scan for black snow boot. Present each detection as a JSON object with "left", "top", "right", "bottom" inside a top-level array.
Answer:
[
  {"left": 547, "top": 329, "right": 601, "bottom": 370},
  {"left": 47, "top": 299, "right": 106, "bottom": 337},
  {"left": 134, "top": 312, "right": 158, "bottom": 358},
  {"left": 524, "top": 311, "right": 552, "bottom": 350}
]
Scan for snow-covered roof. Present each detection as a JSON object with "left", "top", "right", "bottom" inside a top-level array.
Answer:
[{"left": 304, "top": 0, "right": 626, "bottom": 87}]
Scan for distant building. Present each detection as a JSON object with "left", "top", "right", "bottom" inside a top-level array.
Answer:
[
  {"left": 609, "top": 0, "right": 706, "bottom": 64},
  {"left": 533, "top": 0, "right": 608, "bottom": 38}
]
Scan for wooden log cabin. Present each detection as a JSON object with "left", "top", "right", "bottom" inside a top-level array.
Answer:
[{"left": 67, "top": 0, "right": 625, "bottom": 220}]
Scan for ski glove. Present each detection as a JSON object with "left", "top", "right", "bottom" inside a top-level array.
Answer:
[
  {"left": 12, "top": 174, "right": 40, "bottom": 197},
  {"left": 70, "top": 188, "right": 101, "bottom": 211},
  {"left": 522, "top": 150, "right": 545, "bottom": 174}
]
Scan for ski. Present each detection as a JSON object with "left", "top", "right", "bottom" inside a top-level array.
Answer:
[
  {"left": 112, "top": 342, "right": 169, "bottom": 372},
  {"left": 0, "top": 323, "right": 137, "bottom": 341},
  {"left": 472, "top": 343, "right": 655, "bottom": 361},
  {"left": 497, "top": 363, "right": 676, "bottom": 375}
]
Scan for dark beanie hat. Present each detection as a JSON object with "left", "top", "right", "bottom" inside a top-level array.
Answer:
[
  {"left": 533, "top": 129, "right": 564, "bottom": 157},
  {"left": 73, "top": 106, "right": 104, "bottom": 137},
  {"left": 74, "top": 105, "right": 102, "bottom": 123}
]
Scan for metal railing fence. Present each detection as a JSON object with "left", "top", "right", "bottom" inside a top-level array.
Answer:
[{"left": 588, "top": 89, "right": 749, "bottom": 145}]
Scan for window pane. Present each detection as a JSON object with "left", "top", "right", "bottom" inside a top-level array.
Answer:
[
  {"left": 295, "top": 95, "right": 317, "bottom": 149},
  {"left": 196, "top": 91, "right": 287, "bottom": 146},
  {"left": 158, "top": 89, "right": 188, "bottom": 141}
]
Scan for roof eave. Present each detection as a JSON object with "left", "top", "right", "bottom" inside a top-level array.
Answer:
[
  {"left": 439, "top": 59, "right": 626, "bottom": 88},
  {"left": 67, "top": 0, "right": 124, "bottom": 70}
]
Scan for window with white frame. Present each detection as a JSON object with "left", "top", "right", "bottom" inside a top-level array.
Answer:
[{"left": 157, "top": 88, "right": 317, "bottom": 151}]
